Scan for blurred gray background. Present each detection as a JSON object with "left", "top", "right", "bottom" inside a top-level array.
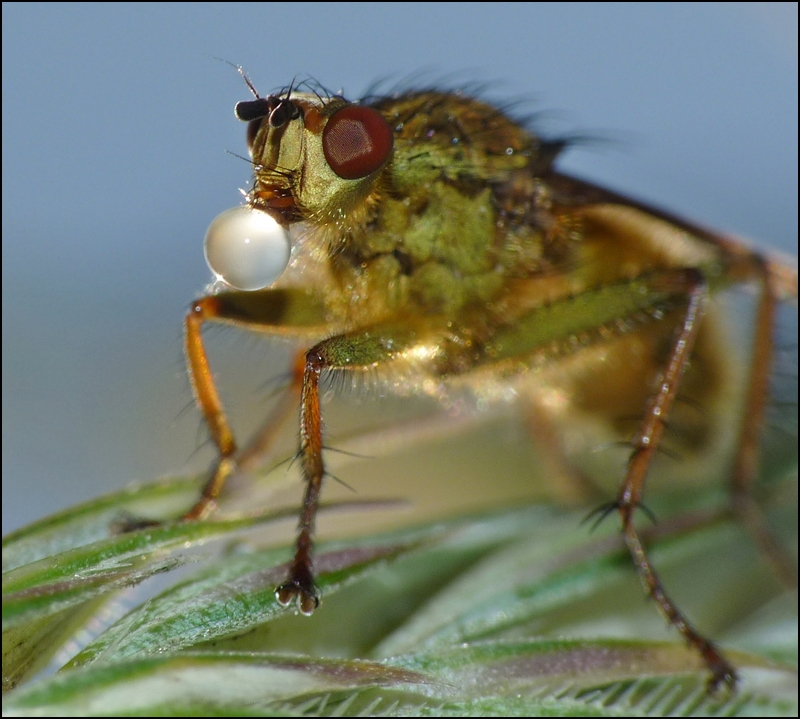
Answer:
[{"left": 3, "top": 3, "right": 797, "bottom": 533}]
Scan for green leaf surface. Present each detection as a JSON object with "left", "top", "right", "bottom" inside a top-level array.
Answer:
[{"left": 3, "top": 466, "right": 797, "bottom": 716}]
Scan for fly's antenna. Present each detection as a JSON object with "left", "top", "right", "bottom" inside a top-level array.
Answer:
[{"left": 213, "top": 57, "right": 260, "bottom": 98}]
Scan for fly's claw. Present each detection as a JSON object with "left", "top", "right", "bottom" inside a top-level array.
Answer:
[
  {"left": 275, "top": 569, "right": 320, "bottom": 615},
  {"left": 701, "top": 641, "right": 738, "bottom": 694},
  {"left": 707, "top": 665, "right": 738, "bottom": 695}
]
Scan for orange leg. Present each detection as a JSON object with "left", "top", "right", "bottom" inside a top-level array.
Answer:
[
  {"left": 182, "top": 298, "right": 238, "bottom": 520},
  {"left": 604, "top": 268, "right": 737, "bottom": 690},
  {"left": 182, "top": 297, "right": 302, "bottom": 521},
  {"left": 275, "top": 347, "right": 325, "bottom": 614},
  {"left": 272, "top": 324, "right": 415, "bottom": 614}
]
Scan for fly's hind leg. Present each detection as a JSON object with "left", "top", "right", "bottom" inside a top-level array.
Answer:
[
  {"left": 608, "top": 268, "right": 738, "bottom": 691},
  {"left": 519, "top": 397, "right": 608, "bottom": 505},
  {"left": 451, "top": 264, "right": 741, "bottom": 688},
  {"left": 728, "top": 255, "right": 798, "bottom": 587}
]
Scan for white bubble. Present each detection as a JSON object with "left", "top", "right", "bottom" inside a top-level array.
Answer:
[{"left": 204, "top": 206, "right": 291, "bottom": 291}]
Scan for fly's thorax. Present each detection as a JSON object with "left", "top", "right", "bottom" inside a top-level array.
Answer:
[
  {"left": 373, "top": 92, "right": 536, "bottom": 191},
  {"left": 326, "top": 177, "right": 577, "bottom": 322},
  {"left": 321, "top": 185, "right": 572, "bottom": 324},
  {"left": 324, "top": 176, "right": 509, "bottom": 323}
]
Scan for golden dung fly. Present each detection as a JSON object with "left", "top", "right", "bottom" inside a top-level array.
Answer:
[{"left": 138, "top": 75, "right": 798, "bottom": 691}]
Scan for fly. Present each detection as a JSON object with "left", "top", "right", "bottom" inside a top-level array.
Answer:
[{"left": 131, "top": 74, "right": 798, "bottom": 692}]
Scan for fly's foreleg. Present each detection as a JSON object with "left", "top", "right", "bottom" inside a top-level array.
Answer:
[
  {"left": 183, "top": 297, "right": 238, "bottom": 520},
  {"left": 183, "top": 297, "right": 302, "bottom": 520},
  {"left": 112, "top": 288, "right": 328, "bottom": 536}
]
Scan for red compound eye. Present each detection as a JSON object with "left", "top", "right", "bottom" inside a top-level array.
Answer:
[{"left": 322, "top": 105, "right": 393, "bottom": 180}]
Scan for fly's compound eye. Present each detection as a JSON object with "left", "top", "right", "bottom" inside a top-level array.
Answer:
[
  {"left": 204, "top": 206, "right": 291, "bottom": 291},
  {"left": 322, "top": 105, "right": 393, "bottom": 180}
]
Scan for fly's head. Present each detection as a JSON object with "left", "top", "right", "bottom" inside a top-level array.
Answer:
[
  {"left": 204, "top": 90, "right": 394, "bottom": 292},
  {"left": 236, "top": 92, "right": 394, "bottom": 227}
]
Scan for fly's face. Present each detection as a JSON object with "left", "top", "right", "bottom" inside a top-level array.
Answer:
[{"left": 235, "top": 92, "right": 394, "bottom": 227}]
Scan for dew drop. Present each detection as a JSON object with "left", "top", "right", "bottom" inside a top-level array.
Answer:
[{"left": 204, "top": 206, "right": 291, "bottom": 291}]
